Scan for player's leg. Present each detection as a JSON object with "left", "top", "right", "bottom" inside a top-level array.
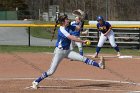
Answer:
[
  {"left": 93, "top": 34, "right": 107, "bottom": 58},
  {"left": 67, "top": 50, "right": 105, "bottom": 69},
  {"left": 70, "top": 40, "right": 75, "bottom": 50},
  {"left": 108, "top": 31, "right": 120, "bottom": 56},
  {"left": 32, "top": 48, "right": 65, "bottom": 89},
  {"left": 75, "top": 41, "right": 83, "bottom": 56},
  {"left": 70, "top": 41, "right": 76, "bottom": 61}
]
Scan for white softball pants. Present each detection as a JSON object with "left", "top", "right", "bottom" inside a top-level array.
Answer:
[
  {"left": 46, "top": 47, "right": 86, "bottom": 76},
  {"left": 70, "top": 38, "right": 83, "bottom": 52},
  {"left": 97, "top": 30, "right": 117, "bottom": 47}
]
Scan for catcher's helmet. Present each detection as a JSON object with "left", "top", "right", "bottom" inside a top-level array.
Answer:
[{"left": 97, "top": 16, "right": 104, "bottom": 21}]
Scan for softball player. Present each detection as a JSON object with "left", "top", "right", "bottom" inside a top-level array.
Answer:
[
  {"left": 70, "top": 16, "right": 83, "bottom": 56},
  {"left": 31, "top": 15, "right": 105, "bottom": 89},
  {"left": 93, "top": 16, "right": 121, "bottom": 58}
]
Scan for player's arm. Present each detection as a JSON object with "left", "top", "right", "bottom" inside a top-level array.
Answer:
[
  {"left": 104, "top": 22, "right": 112, "bottom": 36},
  {"left": 67, "top": 35, "right": 84, "bottom": 43},
  {"left": 104, "top": 26, "right": 112, "bottom": 36},
  {"left": 75, "top": 25, "right": 81, "bottom": 31},
  {"left": 67, "top": 35, "right": 89, "bottom": 44},
  {"left": 75, "top": 21, "right": 84, "bottom": 31},
  {"left": 60, "top": 26, "right": 85, "bottom": 43},
  {"left": 96, "top": 24, "right": 100, "bottom": 32},
  {"left": 70, "top": 21, "right": 80, "bottom": 31},
  {"left": 69, "top": 23, "right": 80, "bottom": 32}
]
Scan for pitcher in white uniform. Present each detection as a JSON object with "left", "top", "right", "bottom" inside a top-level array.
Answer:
[
  {"left": 31, "top": 15, "right": 105, "bottom": 89},
  {"left": 93, "top": 16, "right": 121, "bottom": 58}
]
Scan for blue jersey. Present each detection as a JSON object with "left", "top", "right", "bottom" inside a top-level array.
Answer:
[
  {"left": 70, "top": 21, "right": 81, "bottom": 37},
  {"left": 56, "top": 25, "right": 76, "bottom": 49},
  {"left": 97, "top": 21, "right": 111, "bottom": 34}
]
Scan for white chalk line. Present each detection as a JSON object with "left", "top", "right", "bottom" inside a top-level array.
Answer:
[
  {"left": 41, "top": 52, "right": 140, "bottom": 59},
  {"left": 86, "top": 54, "right": 117, "bottom": 58},
  {"left": 24, "top": 85, "right": 140, "bottom": 93},
  {"left": 24, "top": 86, "right": 132, "bottom": 92},
  {"left": 86, "top": 54, "right": 140, "bottom": 59},
  {"left": 0, "top": 77, "right": 140, "bottom": 92},
  {"left": 0, "top": 77, "right": 140, "bottom": 86},
  {"left": 128, "top": 91, "right": 140, "bottom": 93}
]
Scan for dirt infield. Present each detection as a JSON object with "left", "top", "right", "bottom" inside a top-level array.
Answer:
[{"left": 0, "top": 52, "right": 140, "bottom": 93}]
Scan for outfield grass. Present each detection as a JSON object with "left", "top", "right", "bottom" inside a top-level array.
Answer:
[
  {"left": 30, "top": 20, "right": 58, "bottom": 39},
  {"left": 30, "top": 27, "right": 58, "bottom": 39},
  {"left": 0, "top": 45, "right": 139, "bottom": 56}
]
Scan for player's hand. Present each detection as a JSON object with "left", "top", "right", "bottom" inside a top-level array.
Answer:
[
  {"left": 82, "top": 40, "right": 87, "bottom": 44},
  {"left": 83, "top": 40, "right": 91, "bottom": 46},
  {"left": 104, "top": 28, "right": 111, "bottom": 36},
  {"left": 82, "top": 40, "right": 86, "bottom": 44},
  {"left": 104, "top": 33, "right": 108, "bottom": 36}
]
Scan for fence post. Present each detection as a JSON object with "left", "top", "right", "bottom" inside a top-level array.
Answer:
[{"left": 28, "top": 27, "right": 31, "bottom": 47}]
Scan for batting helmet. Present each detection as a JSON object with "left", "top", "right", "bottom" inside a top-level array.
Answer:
[{"left": 97, "top": 16, "right": 104, "bottom": 21}]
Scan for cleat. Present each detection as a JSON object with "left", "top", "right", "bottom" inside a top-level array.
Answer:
[
  {"left": 117, "top": 52, "right": 121, "bottom": 57},
  {"left": 70, "top": 59, "right": 76, "bottom": 61},
  {"left": 92, "top": 53, "right": 98, "bottom": 58},
  {"left": 31, "top": 81, "right": 39, "bottom": 89},
  {"left": 70, "top": 59, "right": 74, "bottom": 61},
  {"left": 99, "top": 56, "right": 105, "bottom": 69}
]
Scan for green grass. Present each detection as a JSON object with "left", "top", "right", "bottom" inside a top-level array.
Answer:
[
  {"left": 30, "top": 27, "right": 57, "bottom": 39},
  {"left": 0, "top": 45, "right": 139, "bottom": 56},
  {"left": 30, "top": 20, "right": 58, "bottom": 39},
  {"left": 82, "top": 47, "right": 140, "bottom": 56},
  {"left": 0, "top": 45, "right": 54, "bottom": 53}
]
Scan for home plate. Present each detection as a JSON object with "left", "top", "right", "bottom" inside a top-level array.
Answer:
[{"left": 118, "top": 56, "right": 133, "bottom": 59}]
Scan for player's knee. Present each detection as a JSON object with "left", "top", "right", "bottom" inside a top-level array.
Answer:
[
  {"left": 78, "top": 47, "right": 83, "bottom": 51},
  {"left": 97, "top": 42, "right": 104, "bottom": 47},
  {"left": 47, "top": 69, "right": 55, "bottom": 76},
  {"left": 111, "top": 44, "right": 117, "bottom": 47},
  {"left": 70, "top": 46, "right": 74, "bottom": 50},
  {"left": 97, "top": 45, "right": 103, "bottom": 47}
]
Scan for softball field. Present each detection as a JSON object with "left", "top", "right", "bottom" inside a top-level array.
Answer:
[{"left": 0, "top": 52, "right": 140, "bottom": 93}]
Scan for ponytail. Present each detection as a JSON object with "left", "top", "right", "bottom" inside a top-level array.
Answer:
[
  {"left": 51, "top": 14, "right": 68, "bottom": 41},
  {"left": 51, "top": 20, "right": 59, "bottom": 41}
]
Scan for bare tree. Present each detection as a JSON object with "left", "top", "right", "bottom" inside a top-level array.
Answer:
[{"left": 15, "top": 0, "right": 140, "bottom": 20}]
